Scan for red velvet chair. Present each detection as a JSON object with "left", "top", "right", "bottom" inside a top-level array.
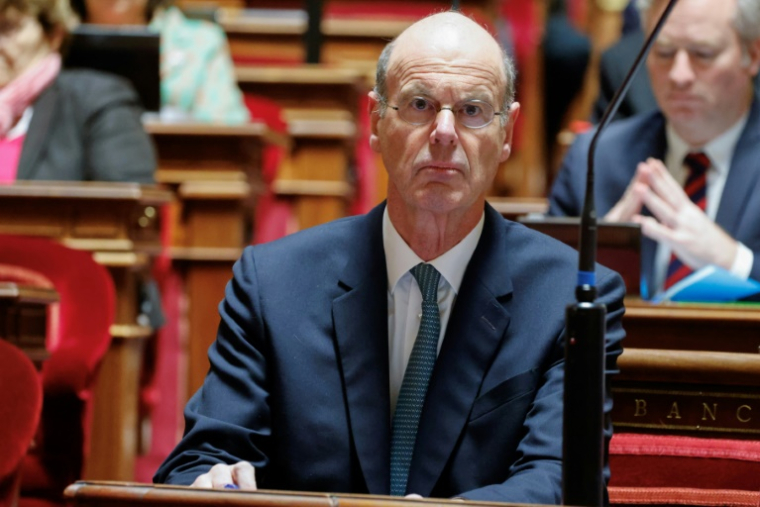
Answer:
[
  {"left": 609, "top": 433, "right": 760, "bottom": 507},
  {"left": 0, "top": 235, "right": 115, "bottom": 507},
  {"left": 0, "top": 341, "right": 43, "bottom": 507}
]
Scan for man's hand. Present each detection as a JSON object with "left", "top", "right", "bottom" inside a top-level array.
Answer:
[
  {"left": 631, "top": 158, "right": 738, "bottom": 271},
  {"left": 190, "top": 462, "right": 257, "bottom": 491},
  {"left": 604, "top": 162, "right": 651, "bottom": 222}
]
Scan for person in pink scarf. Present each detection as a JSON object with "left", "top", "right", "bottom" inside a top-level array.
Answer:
[{"left": 0, "top": 0, "right": 156, "bottom": 182}]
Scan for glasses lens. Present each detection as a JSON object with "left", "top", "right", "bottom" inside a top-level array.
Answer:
[
  {"left": 394, "top": 97, "right": 496, "bottom": 128},
  {"left": 457, "top": 101, "right": 494, "bottom": 128},
  {"left": 399, "top": 97, "right": 436, "bottom": 125}
]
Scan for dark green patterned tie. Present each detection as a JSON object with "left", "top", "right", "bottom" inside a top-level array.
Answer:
[{"left": 390, "top": 263, "right": 441, "bottom": 496}]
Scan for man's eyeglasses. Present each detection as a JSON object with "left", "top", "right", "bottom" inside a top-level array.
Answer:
[{"left": 385, "top": 96, "right": 505, "bottom": 129}]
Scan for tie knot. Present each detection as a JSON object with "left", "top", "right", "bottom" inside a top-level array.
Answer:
[
  {"left": 411, "top": 263, "right": 440, "bottom": 302},
  {"left": 684, "top": 152, "right": 710, "bottom": 177}
]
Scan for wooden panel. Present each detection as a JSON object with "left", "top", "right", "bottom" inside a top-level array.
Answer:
[
  {"left": 183, "top": 263, "right": 236, "bottom": 399},
  {"left": 0, "top": 182, "right": 172, "bottom": 482},
  {"left": 0, "top": 283, "right": 58, "bottom": 368},
  {"left": 85, "top": 325, "right": 152, "bottom": 480},
  {"left": 237, "top": 67, "right": 361, "bottom": 231},
  {"left": 146, "top": 122, "right": 273, "bottom": 405},
  {"left": 613, "top": 300, "right": 760, "bottom": 438},
  {"left": 622, "top": 300, "right": 760, "bottom": 354}
]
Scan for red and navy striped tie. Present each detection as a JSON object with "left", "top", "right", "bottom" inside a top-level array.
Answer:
[{"left": 663, "top": 152, "right": 710, "bottom": 290}]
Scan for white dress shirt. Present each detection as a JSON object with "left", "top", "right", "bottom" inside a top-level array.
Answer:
[
  {"left": 653, "top": 114, "right": 753, "bottom": 293},
  {"left": 383, "top": 208, "right": 484, "bottom": 415},
  {"left": 5, "top": 107, "right": 33, "bottom": 140}
]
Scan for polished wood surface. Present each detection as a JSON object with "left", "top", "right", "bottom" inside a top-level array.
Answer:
[
  {"left": 0, "top": 181, "right": 172, "bottom": 481},
  {"left": 236, "top": 65, "right": 364, "bottom": 229},
  {"left": 64, "top": 481, "right": 531, "bottom": 507},
  {"left": 488, "top": 197, "right": 548, "bottom": 221},
  {"left": 144, "top": 121, "right": 276, "bottom": 402},
  {"left": 0, "top": 282, "right": 58, "bottom": 368},
  {"left": 615, "top": 300, "right": 760, "bottom": 437},
  {"left": 622, "top": 299, "right": 760, "bottom": 353},
  {"left": 0, "top": 181, "right": 168, "bottom": 254}
]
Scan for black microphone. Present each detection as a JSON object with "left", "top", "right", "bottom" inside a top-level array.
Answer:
[{"left": 562, "top": 1, "right": 680, "bottom": 506}]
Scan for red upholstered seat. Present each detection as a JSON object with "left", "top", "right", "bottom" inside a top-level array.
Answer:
[
  {"left": 0, "top": 235, "right": 115, "bottom": 506},
  {"left": 0, "top": 341, "right": 43, "bottom": 507},
  {"left": 610, "top": 433, "right": 760, "bottom": 507}
]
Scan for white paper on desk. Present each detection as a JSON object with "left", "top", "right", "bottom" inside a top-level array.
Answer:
[{"left": 653, "top": 265, "right": 760, "bottom": 303}]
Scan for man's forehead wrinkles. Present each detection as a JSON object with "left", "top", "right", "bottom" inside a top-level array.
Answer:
[
  {"left": 392, "top": 65, "right": 503, "bottom": 93},
  {"left": 393, "top": 58, "right": 500, "bottom": 78}
]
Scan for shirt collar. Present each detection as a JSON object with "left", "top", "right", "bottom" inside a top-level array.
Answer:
[
  {"left": 383, "top": 207, "right": 485, "bottom": 294},
  {"left": 665, "top": 111, "right": 749, "bottom": 177},
  {"left": 5, "top": 107, "right": 33, "bottom": 140}
]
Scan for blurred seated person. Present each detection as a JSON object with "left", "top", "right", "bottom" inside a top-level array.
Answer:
[
  {"left": 70, "top": 0, "right": 250, "bottom": 124},
  {"left": 0, "top": 0, "right": 155, "bottom": 182},
  {"left": 549, "top": 0, "right": 760, "bottom": 298},
  {"left": 592, "top": 0, "right": 759, "bottom": 123}
]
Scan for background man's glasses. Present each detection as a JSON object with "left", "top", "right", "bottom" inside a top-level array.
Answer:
[{"left": 386, "top": 96, "right": 505, "bottom": 129}]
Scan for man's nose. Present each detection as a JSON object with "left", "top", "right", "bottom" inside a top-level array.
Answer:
[
  {"left": 430, "top": 108, "right": 458, "bottom": 146},
  {"left": 669, "top": 50, "right": 695, "bottom": 87}
]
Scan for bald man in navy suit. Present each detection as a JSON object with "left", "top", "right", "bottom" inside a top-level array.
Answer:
[{"left": 155, "top": 11, "right": 626, "bottom": 503}]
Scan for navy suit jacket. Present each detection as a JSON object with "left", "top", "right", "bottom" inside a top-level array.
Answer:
[
  {"left": 154, "top": 203, "right": 626, "bottom": 504},
  {"left": 549, "top": 97, "right": 760, "bottom": 293}
]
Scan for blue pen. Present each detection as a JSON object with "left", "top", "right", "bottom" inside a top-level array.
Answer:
[{"left": 224, "top": 484, "right": 239, "bottom": 490}]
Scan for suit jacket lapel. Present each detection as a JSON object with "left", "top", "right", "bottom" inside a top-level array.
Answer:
[
  {"left": 332, "top": 204, "right": 391, "bottom": 495},
  {"left": 17, "top": 78, "right": 59, "bottom": 180},
  {"left": 406, "top": 205, "right": 513, "bottom": 496},
  {"left": 715, "top": 96, "right": 760, "bottom": 235}
]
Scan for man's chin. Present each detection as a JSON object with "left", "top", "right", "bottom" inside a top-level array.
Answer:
[
  {"left": 664, "top": 107, "right": 708, "bottom": 130},
  {"left": 410, "top": 188, "right": 482, "bottom": 216}
]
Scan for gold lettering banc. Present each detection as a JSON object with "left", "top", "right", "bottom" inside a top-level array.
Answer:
[{"left": 613, "top": 386, "right": 760, "bottom": 435}]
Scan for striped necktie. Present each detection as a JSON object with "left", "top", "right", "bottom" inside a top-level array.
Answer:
[
  {"left": 390, "top": 263, "right": 441, "bottom": 496},
  {"left": 663, "top": 152, "right": 709, "bottom": 290}
]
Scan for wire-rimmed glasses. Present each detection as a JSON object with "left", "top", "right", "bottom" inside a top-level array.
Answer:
[{"left": 386, "top": 96, "right": 505, "bottom": 129}]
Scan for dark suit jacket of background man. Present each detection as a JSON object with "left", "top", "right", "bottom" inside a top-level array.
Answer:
[
  {"left": 17, "top": 69, "right": 155, "bottom": 183},
  {"left": 154, "top": 203, "right": 626, "bottom": 504},
  {"left": 548, "top": 95, "right": 760, "bottom": 294},
  {"left": 592, "top": 30, "right": 658, "bottom": 123}
]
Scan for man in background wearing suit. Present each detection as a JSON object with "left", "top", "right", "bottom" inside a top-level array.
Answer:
[
  {"left": 550, "top": 0, "right": 760, "bottom": 297},
  {"left": 155, "top": 11, "right": 625, "bottom": 503}
]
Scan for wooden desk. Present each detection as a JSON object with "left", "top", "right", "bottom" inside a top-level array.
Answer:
[
  {"left": 144, "top": 121, "right": 284, "bottom": 400},
  {"left": 488, "top": 197, "right": 548, "bottom": 221},
  {"left": 236, "top": 65, "right": 364, "bottom": 229},
  {"left": 218, "top": 1, "right": 499, "bottom": 66},
  {"left": 219, "top": 8, "right": 410, "bottom": 66},
  {"left": 0, "top": 282, "right": 58, "bottom": 368},
  {"left": 65, "top": 481, "right": 516, "bottom": 507},
  {"left": 0, "top": 181, "right": 172, "bottom": 481},
  {"left": 614, "top": 300, "right": 760, "bottom": 437}
]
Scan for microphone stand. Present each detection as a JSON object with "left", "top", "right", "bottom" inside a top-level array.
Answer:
[{"left": 562, "top": 1, "right": 680, "bottom": 505}]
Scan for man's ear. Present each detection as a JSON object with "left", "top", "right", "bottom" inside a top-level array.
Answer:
[
  {"left": 368, "top": 90, "right": 382, "bottom": 154},
  {"left": 499, "top": 102, "right": 520, "bottom": 163},
  {"left": 746, "top": 38, "right": 760, "bottom": 77}
]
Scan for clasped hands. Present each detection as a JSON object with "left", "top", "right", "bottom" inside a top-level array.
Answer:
[{"left": 604, "top": 158, "right": 737, "bottom": 272}]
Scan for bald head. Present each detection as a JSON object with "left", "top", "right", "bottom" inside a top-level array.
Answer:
[{"left": 374, "top": 11, "right": 515, "bottom": 121}]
